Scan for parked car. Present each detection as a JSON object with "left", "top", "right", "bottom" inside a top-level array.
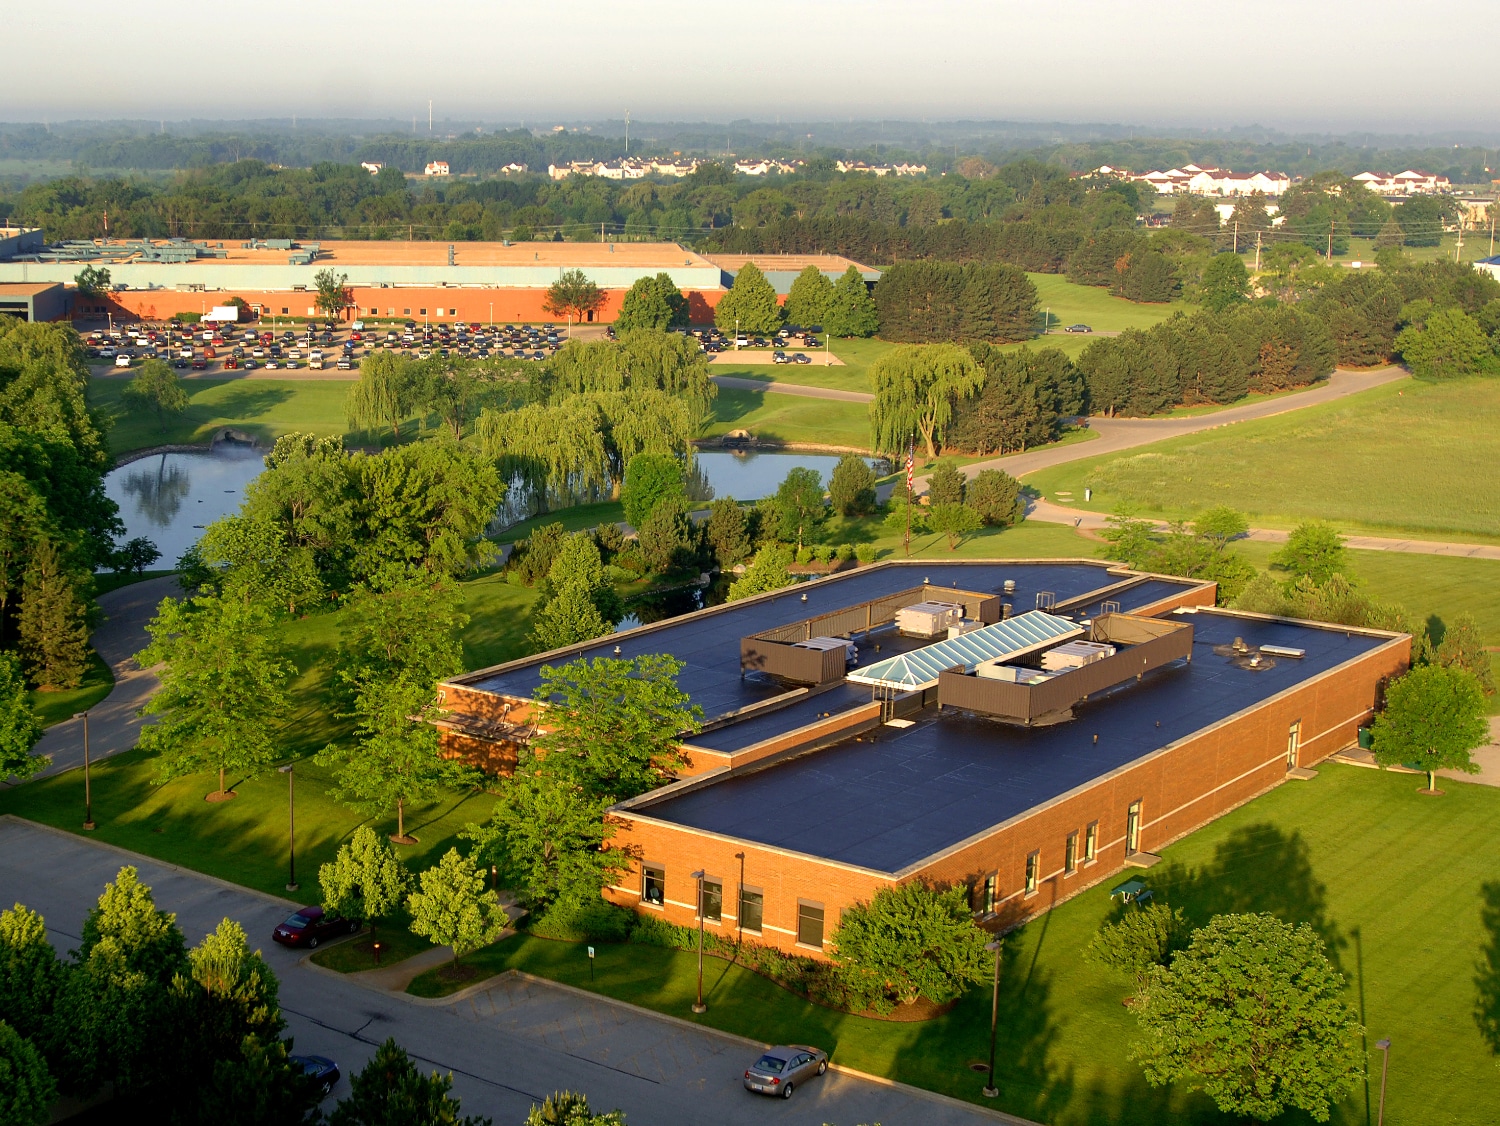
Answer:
[
  {"left": 114, "top": 354, "right": 132, "bottom": 368},
  {"left": 191, "top": 358, "right": 207, "bottom": 370},
  {"left": 290, "top": 1055, "right": 341, "bottom": 1096},
  {"left": 792, "top": 353, "right": 811, "bottom": 364},
  {"left": 1064, "top": 323, "right": 1092, "bottom": 333},
  {"left": 272, "top": 906, "right": 360, "bottom": 949},
  {"left": 743, "top": 1046, "right": 827, "bottom": 1099}
]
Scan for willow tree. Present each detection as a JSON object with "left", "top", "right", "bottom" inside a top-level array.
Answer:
[
  {"left": 346, "top": 352, "right": 422, "bottom": 440},
  {"left": 476, "top": 398, "right": 611, "bottom": 504},
  {"left": 590, "top": 389, "right": 693, "bottom": 476},
  {"left": 870, "top": 343, "right": 984, "bottom": 458}
]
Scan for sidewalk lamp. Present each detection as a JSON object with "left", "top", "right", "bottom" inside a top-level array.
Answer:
[
  {"left": 74, "top": 711, "right": 95, "bottom": 831},
  {"left": 277, "top": 764, "right": 297, "bottom": 891},
  {"left": 1375, "top": 1038, "right": 1391, "bottom": 1126},
  {"left": 691, "top": 869, "right": 707, "bottom": 1013},
  {"left": 982, "top": 938, "right": 1002, "bottom": 1098}
]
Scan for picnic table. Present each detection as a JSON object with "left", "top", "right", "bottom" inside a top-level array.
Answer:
[{"left": 1110, "top": 878, "right": 1153, "bottom": 904}]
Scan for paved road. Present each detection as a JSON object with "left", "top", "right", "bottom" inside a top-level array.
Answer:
[
  {"left": 22, "top": 575, "right": 179, "bottom": 781},
  {"left": 710, "top": 374, "right": 873, "bottom": 403},
  {"left": 0, "top": 818, "right": 1014, "bottom": 1126}
]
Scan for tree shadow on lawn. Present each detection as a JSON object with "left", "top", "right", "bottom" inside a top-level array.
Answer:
[
  {"left": 707, "top": 388, "right": 766, "bottom": 429},
  {"left": 1474, "top": 881, "right": 1500, "bottom": 1057},
  {"left": 188, "top": 384, "right": 295, "bottom": 441},
  {"left": 1137, "top": 822, "right": 1346, "bottom": 969}
]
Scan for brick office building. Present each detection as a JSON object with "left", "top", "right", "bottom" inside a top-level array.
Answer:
[{"left": 438, "top": 560, "right": 1408, "bottom": 956}]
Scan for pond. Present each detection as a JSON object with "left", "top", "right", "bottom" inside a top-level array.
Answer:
[{"left": 104, "top": 443, "right": 267, "bottom": 566}]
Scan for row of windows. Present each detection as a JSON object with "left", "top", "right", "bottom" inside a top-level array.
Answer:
[
  {"left": 973, "top": 804, "right": 1139, "bottom": 912},
  {"left": 641, "top": 866, "right": 824, "bottom": 948}
]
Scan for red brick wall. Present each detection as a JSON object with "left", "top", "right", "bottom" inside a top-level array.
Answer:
[{"left": 605, "top": 633, "right": 1408, "bottom": 954}]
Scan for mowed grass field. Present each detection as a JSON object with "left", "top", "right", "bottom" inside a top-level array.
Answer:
[
  {"left": 92, "top": 377, "right": 357, "bottom": 458},
  {"left": 700, "top": 387, "right": 873, "bottom": 449},
  {"left": 1029, "top": 272, "right": 1183, "bottom": 333},
  {"left": 403, "top": 767, "right": 1500, "bottom": 1126},
  {"left": 1025, "top": 377, "right": 1500, "bottom": 541}
]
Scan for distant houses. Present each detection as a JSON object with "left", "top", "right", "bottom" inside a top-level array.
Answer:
[
  {"left": 424, "top": 161, "right": 451, "bottom": 177},
  {"left": 359, "top": 161, "right": 383, "bottom": 175},
  {"left": 1132, "top": 165, "right": 1291, "bottom": 197},
  {"left": 1352, "top": 170, "right": 1453, "bottom": 195},
  {"left": 835, "top": 159, "right": 928, "bottom": 176}
]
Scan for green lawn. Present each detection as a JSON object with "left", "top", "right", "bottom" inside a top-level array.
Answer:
[
  {"left": 700, "top": 388, "right": 873, "bottom": 450},
  {"left": 310, "top": 915, "right": 436, "bottom": 972},
  {"left": 92, "top": 378, "right": 361, "bottom": 459},
  {"left": 1029, "top": 273, "right": 1184, "bottom": 334},
  {"left": 1024, "top": 377, "right": 1500, "bottom": 542},
  {"left": 398, "top": 767, "right": 1500, "bottom": 1126},
  {"left": 27, "top": 651, "right": 113, "bottom": 729}
]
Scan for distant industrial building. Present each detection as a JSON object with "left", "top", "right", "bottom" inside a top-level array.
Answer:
[
  {"left": 0, "top": 281, "right": 69, "bottom": 322},
  {"left": 437, "top": 560, "right": 1407, "bottom": 954},
  {"left": 0, "top": 233, "right": 877, "bottom": 324}
]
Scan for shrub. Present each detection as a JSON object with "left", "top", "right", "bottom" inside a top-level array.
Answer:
[
  {"left": 855, "top": 544, "right": 878, "bottom": 564},
  {"left": 528, "top": 896, "right": 637, "bottom": 944},
  {"left": 1085, "top": 902, "right": 1190, "bottom": 977},
  {"left": 837, "top": 543, "right": 856, "bottom": 561},
  {"left": 813, "top": 545, "right": 835, "bottom": 564},
  {"left": 795, "top": 545, "right": 813, "bottom": 565},
  {"left": 510, "top": 522, "right": 568, "bottom": 586}
]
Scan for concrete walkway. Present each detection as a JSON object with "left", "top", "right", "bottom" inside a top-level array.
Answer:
[
  {"left": 22, "top": 575, "right": 179, "bottom": 781},
  {"left": 708, "top": 351, "right": 844, "bottom": 367},
  {"left": 0, "top": 818, "right": 1015, "bottom": 1126},
  {"left": 710, "top": 374, "right": 873, "bottom": 403},
  {"left": 1027, "top": 499, "right": 1500, "bottom": 562}
]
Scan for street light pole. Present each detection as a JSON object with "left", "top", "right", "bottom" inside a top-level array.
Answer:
[
  {"left": 277, "top": 764, "right": 297, "bottom": 891},
  {"left": 1375, "top": 1038, "right": 1391, "bottom": 1126},
  {"left": 983, "top": 938, "right": 1002, "bottom": 1098},
  {"left": 74, "top": 711, "right": 95, "bottom": 830},
  {"left": 735, "top": 852, "right": 745, "bottom": 948},
  {"left": 691, "top": 869, "right": 707, "bottom": 1013}
]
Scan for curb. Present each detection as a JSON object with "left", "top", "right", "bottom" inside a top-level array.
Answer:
[
  {"left": 390, "top": 965, "right": 1043, "bottom": 1125},
  {"left": 0, "top": 814, "right": 303, "bottom": 913}
]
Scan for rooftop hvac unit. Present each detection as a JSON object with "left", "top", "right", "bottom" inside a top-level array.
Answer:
[
  {"left": 947, "top": 619, "right": 985, "bottom": 639},
  {"left": 1041, "top": 640, "right": 1117, "bottom": 671},
  {"left": 975, "top": 661, "right": 1053, "bottom": 684},
  {"left": 896, "top": 600, "right": 966, "bottom": 639},
  {"left": 794, "top": 636, "right": 857, "bottom": 663}
]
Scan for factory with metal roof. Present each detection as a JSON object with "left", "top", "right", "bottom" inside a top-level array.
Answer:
[{"left": 438, "top": 559, "right": 1409, "bottom": 955}]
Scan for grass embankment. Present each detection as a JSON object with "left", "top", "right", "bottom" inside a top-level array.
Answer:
[
  {"left": 700, "top": 388, "right": 873, "bottom": 449},
  {"left": 27, "top": 652, "right": 113, "bottom": 729},
  {"left": 92, "top": 379, "right": 358, "bottom": 460},
  {"left": 0, "top": 576, "right": 539, "bottom": 898},
  {"left": 1024, "top": 377, "right": 1500, "bottom": 542},
  {"left": 401, "top": 767, "right": 1500, "bottom": 1126}
]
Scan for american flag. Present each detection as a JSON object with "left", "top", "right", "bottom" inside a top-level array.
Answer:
[{"left": 906, "top": 442, "right": 914, "bottom": 498}]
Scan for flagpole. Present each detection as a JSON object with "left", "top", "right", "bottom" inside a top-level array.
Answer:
[{"left": 905, "top": 441, "right": 914, "bottom": 557}]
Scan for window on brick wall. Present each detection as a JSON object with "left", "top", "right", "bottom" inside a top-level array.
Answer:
[
  {"left": 1065, "top": 831, "right": 1078, "bottom": 874},
  {"left": 700, "top": 878, "right": 722, "bottom": 922},
  {"left": 642, "top": 864, "right": 664, "bottom": 907},
  {"left": 739, "top": 886, "right": 763, "bottom": 933},
  {"left": 1085, "top": 821, "right": 1098, "bottom": 862},
  {"left": 797, "top": 901, "right": 825, "bottom": 949},
  {"left": 982, "top": 873, "right": 997, "bottom": 915},
  {"left": 1025, "top": 851, "right": 1040, "bottom": 895}
]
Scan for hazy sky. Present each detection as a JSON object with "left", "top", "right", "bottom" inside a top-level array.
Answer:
[{"left": 5, "top": 0, "right": 1493, "bottom": 133}]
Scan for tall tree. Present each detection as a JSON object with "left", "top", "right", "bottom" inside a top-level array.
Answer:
[
  {"left": 825, "top": 264, "right": 881, "bottom": 337},
  {"left": 1199, "top": 254, "right": 1250, "bottom": 312},
  {"left": 1272, "top": 522, "right": 1346, "bottom": 585},
  {"left": 1371, "top": 664, "right": 1489, "bottom": 793},
  {"left": 614, "top": 274, "right": 686, "bottom": 332},
  {"left": 318, "top": 675, "right": 475, "bottom": 843},
  {"left": 197, "top": 514, "right": 325, "bottom": 615},
  {"left": 533, "top": 654, "right": 701, "bottom": 802},
  {"left": 529, "top": 533, "right": 619, "bottom": 652},
  {"left": 926, "top": 460, "right": 966, "bottom": 507},
  {"left": 346, "top": 352, "right": 423, "bottom": 440},
  {"left": 0, "top": 653, "right": 46, "bottom": 781},
  {"left": 870, "top": 343, "right": 984, "bottom": 458},
  {"left": 783, "top": 264, "right": 834, "bottom": 328},
  {"left": 318, "top": 826, "right": 413, "bottom": 943},
  {"left": 121, "top": 359, "right": 189, "bottom": 427},
  {"left": 74, "top": 264, "right": 111, "bottom": 298},
  {"left": 1132, "top": 912, "right": 1362, "bottom": 1123},
  {"left": 1396, "top": 307, "right": 1495, "bottom": 379},
  {"left": 405, "top": 848, "right": 508, "bottom": 967},
  {"left": 1434, "top": 612, "right": 1496, "bottom": 695},
  {"left": 713, "top": 261, "right": 782, "bottom": 335},
  {"left": 17, "top": 538, "right": 89, "bottom": 691},
  {"left": 0, "top": 904, "right": 63, "bottom": 1045},
  {"left": 619, "top": 452, "right": 684, "bottom": 528},
  {"left": 828, "top": 454, "right": 876, "bottom": 516},
  {"left": 543, "top": 269, "right": 605, "bottom": 332},
  {"left": 966, "top": 469, "right": 1023, "bottom": 526},
  {"left": 0, "top": 1020, "right": 54, "bottom": 1126},
  {"left": 703, "top": 497, "right": 751, "bottom": 568},
  {"left": 771, "top": 467, "right": 827, "bottom": 551},
  {"left": 136, "top": 595, "right": 294, "bottom": 801}
]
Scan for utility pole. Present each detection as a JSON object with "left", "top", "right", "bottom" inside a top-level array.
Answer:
[
  {"left": 1233, "top": 219, "right": 1238, "bottom": 254},
  {"left": 1254, "top": 230, "right": 1263, "bottom": 272},
  {"left": 1454, "top": 221, "right": 1464, "bottom": 263}
]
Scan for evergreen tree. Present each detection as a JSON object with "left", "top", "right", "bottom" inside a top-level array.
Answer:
[
  {"left": 966, "top": 469, "right": 1023, "bottom": 526},
  {"left": 713, "top": 262, "right": 782, "bottom": 335},
  {"left": 0, "top": 653, "right": 45, "bottom": 781},
  {"left": 636, "top": 498, "right": 698, "bottom": 574},
  {"left": 770, "top": 467, "right": 827, "bottom": 551},
  {"left": 783, "top": 265, "right": 834, "bottom": 327},
  {"left": 525, "top": 1091, "right": 626, "bottom": 1126},
  {"left": 330, "top": 1039, "right": 490, "bottom": 1126},
  {"left": 703, "top": 497, "right": 751, "bottom": 569},
  {"left": 619, "top": 452, "right": 684, "bottom": 528},
  {"left": 926, "top": 460, "right": 966, "bottom": 507},
  {"left": 0, "top": 904, "right": 63, "bottom": 1044},
  {"left": 1373, "top": 215, "right": 1406, "bottom": 250},
  {"left": 17, "top": 538, "right": 89, "bottom": 691},
  {"left": 530, "top": 580, "right": 612, "bottom": 652},
  {"left": 1435, "top": 612, "right": 1496, "bottom": 695},
  {"left": 1198, "top": 254, "right": 1250, "bottom": 312},
  {"left": 824, "top": 265, "right": 879, "bottom": 337},
  {"left": 827, "top": 454, "right": 876, "bottom": 516}
]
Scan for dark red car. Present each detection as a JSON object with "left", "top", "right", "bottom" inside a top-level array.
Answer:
[{"left": 271, "top": 906, "right": 360, "bottom": 949}]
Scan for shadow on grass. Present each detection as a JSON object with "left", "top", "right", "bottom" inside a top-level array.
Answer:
[
  {"left": 1144, "top": 822, "right": 1345, "bottom": 967},
  {"left": 194, "top": 383, "right": 295, "bottom": 432},
  {"left": 1475, "top": 881, "right": 1500, "bottom": 1057}
]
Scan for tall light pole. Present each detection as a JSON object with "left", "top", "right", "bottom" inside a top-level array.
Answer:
[
  {"left": 74, "top": 711, "right": 95, "bottom": 830},
  {"left": 690, "top": 869, "right": 707, "bottom": 1013},
  {"left": 734, "top": 852, "right": 745, "bottom": 947},
  {"left": 277, "top": 764, "right": 298, "bottom": 891},
  {"left": 1375, "top": 1037, "right": 1391, "bottom": 1126},
  {"left": 982, "top": 938, "right": 1002, "bottom": 1098}
]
